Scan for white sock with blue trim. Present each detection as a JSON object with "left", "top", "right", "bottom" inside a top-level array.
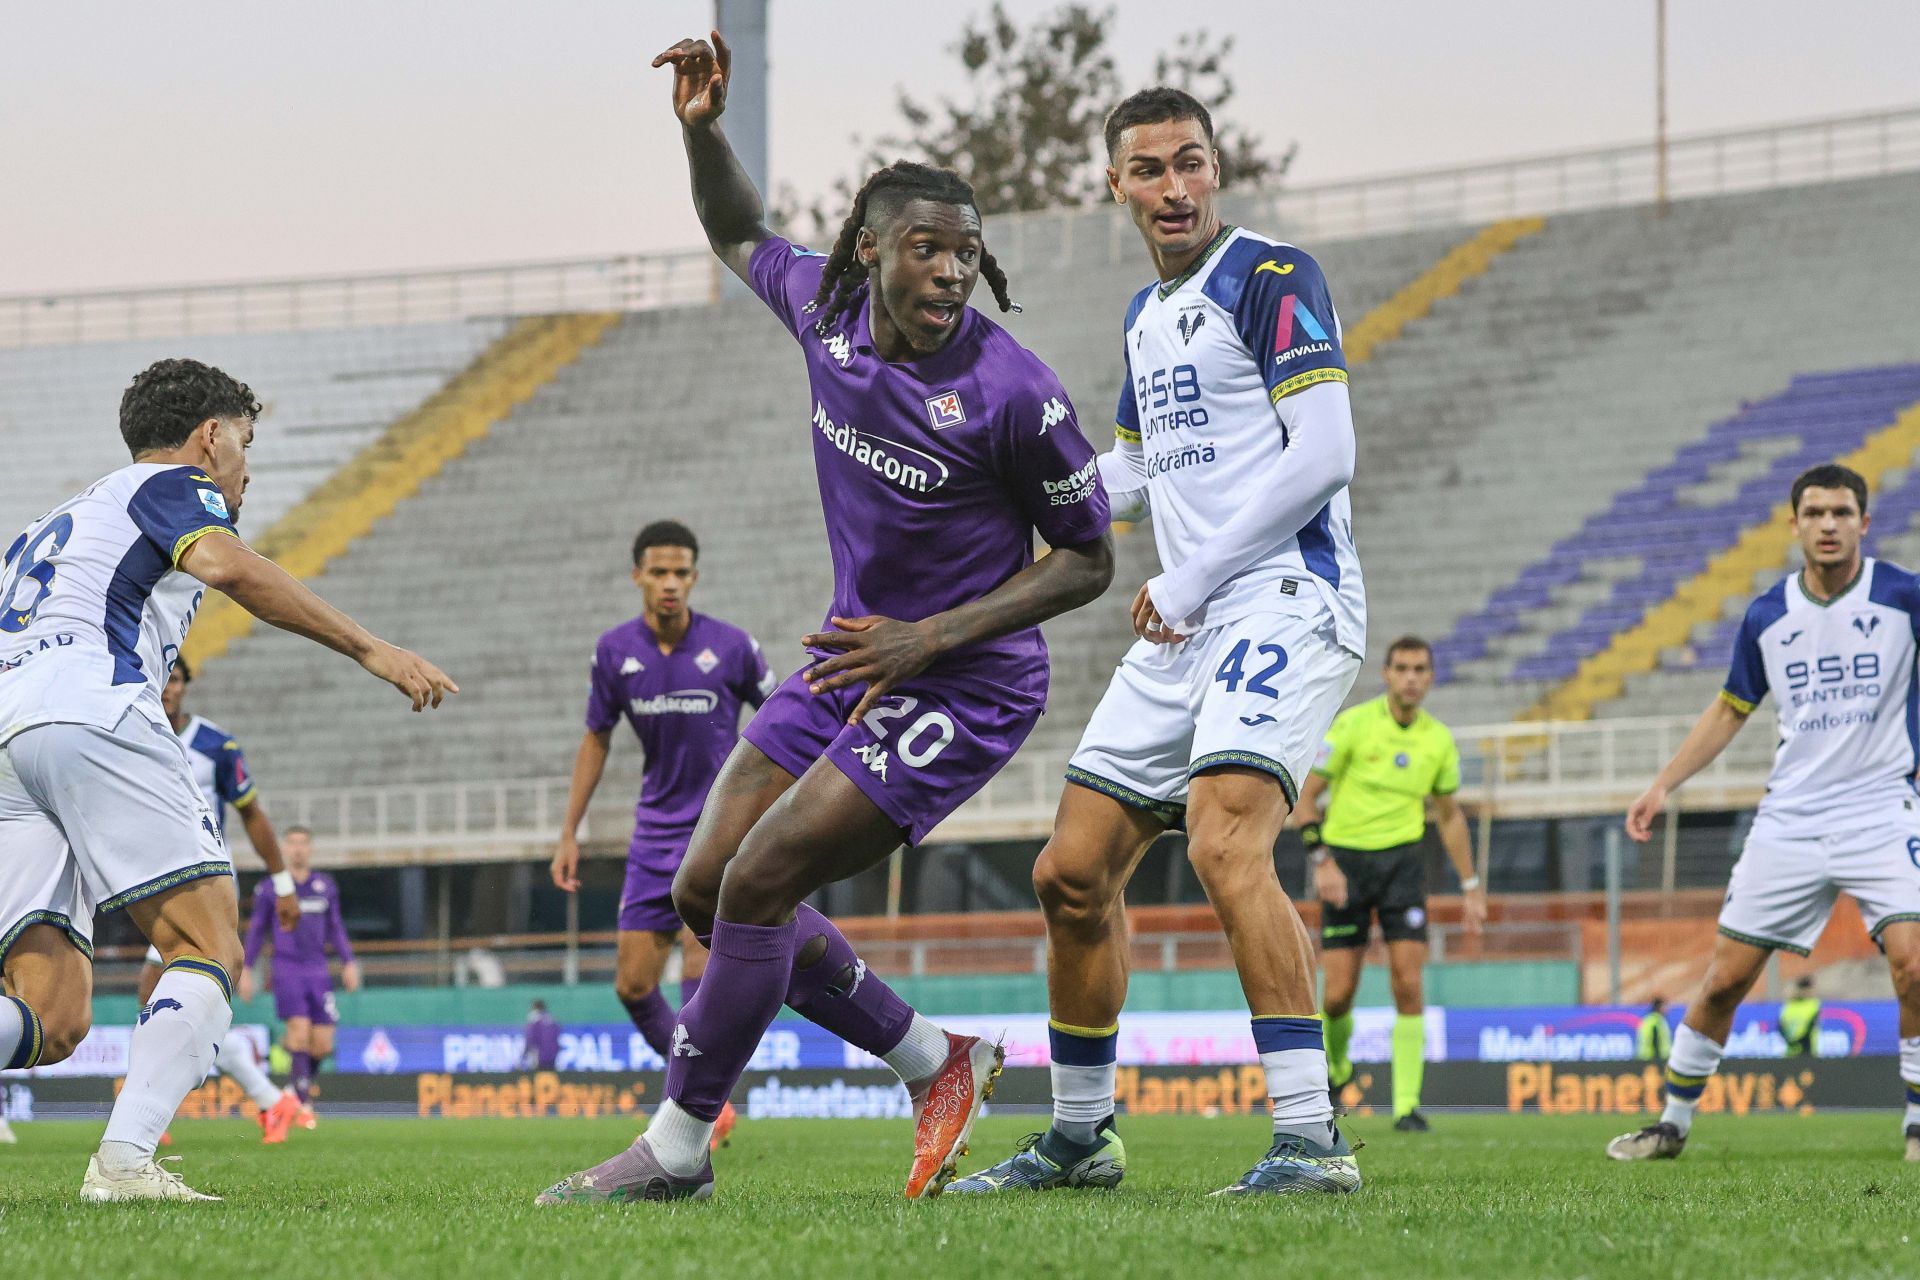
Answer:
[
  {"left": 1660, "top": 1023, "right": 1723, "bottom": 1137},
  {"left": 1049, "top": 1020, "right": 1119, "bottom": 1144},
  {"left": 0, "top": 996, "right": 34, "bottom": 1072},
  {"left": 100, "top": 959, "right": 232, "bottom": 1165},
  {"left": 1254, "top": 1015, "right": 1333, "bottom": 1140}
]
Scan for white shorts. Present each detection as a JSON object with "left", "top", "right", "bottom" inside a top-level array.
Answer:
[
  {"left": 0, "top": 710, "right": 231, "bottom": 964},
  {"left": 1718, "top": 809, "right": 1920, "bottom": 955},
  {"left": 1067, "top": 608, "right": 1361, "bottom": 822}
]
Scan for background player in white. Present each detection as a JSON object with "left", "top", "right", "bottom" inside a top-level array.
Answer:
[
  {"left": 0, "top": 358, "right": 455, "bottom": 1200},
  {"left": 954, "top": 87, "right": 1364, "bottom": 1197},
  {"left": 132, "top": 657, "right": 304, "bottom": 1145},
  {"left": 1607, "top": 464, "right": 1920, "bottom": 1163}
]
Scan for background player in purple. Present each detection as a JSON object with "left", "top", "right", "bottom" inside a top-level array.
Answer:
[
  {"left": 548, "top": 521, "right": 773, "bottom": 1105},
  {"left": 537, "top": 32, "right": 1113, "bottom": 1205},
  {"left": 240, "top": 826, "right": 358, "bottom": 1126}
]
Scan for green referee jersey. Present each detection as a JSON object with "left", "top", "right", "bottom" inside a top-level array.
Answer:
[{"left": 1314, "top": 695, "right": 1460, "bottom": 851}]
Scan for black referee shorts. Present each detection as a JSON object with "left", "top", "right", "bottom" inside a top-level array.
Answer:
[{"left": 1320, "top": 840, "right": 1428, "bottom": 949}]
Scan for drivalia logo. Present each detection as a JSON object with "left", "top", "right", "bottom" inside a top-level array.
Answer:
[
  {"left": 813, "top": 404, "right": 950, "bottom": 494},
  {"left": 139, "top": 998, "right": 183, "bottom": 1026},
  {"left": 823, "top": 333, "right": 853, "bottom": 367},
  {"left": 1273, "top": 294, "right": 1332, "bottom": 364},
  {"left": 1038, "top": 397, "right": 1069, "bottom": 434},
  {"left": 629, "top": 689, "right": 719, "bottom": 716}
]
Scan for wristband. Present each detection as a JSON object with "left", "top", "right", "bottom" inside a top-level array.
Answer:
[
  {"left": 1459, "top": 875, "right": 1482, "bottom": 892},
  {"left": 1299, "top": 823, "right": 1323, "bottom": 850},
  {"left": 271, "top": 871, "right": 297, "bottom": 897}
]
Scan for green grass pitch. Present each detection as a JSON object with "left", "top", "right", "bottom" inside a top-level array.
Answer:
[{"left": 2, "top": 1112, "right": 1916, "bottom": 1278}]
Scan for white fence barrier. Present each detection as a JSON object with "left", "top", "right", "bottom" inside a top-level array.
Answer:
[{"left": 282, "top": 715, "right": 1767, "bottom": 868}]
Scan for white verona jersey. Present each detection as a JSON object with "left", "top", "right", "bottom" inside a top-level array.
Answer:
[
  {"left": 1116, "top": 226, "right": 1364, "bottom": 654},
  {"left": 1721, "top": 559, "right": 1920, "bottom": 832},
  {"left": 0, "top": 463, "right": 236, "bottom": 745}
]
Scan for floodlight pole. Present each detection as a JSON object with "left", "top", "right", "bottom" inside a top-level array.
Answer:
[
  {"left": 1655, "top": 0, "right": 1670, "bottom": 214},
  {"left": 715, "top": 0, "right": 769, "bottom": 300}
]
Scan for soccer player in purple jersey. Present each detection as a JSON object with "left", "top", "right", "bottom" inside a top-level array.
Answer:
[
  {"left": 239, "top": 826, "right": 358, "bottom": 1128},
  {"left": 549, "top": 520, "right": 774, "bottom": 1143},
  {"left": 537, "top": 32, "right": 1114, "bottom": 1205}
]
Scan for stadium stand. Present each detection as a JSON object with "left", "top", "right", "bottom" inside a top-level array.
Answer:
[
  {"left": 1439, "top": 364, "right": 1920, "bottom": 719},
  {"left": 0, "top": 320, "right": 512, "bottom": 539},
  {"left": 1396, "top": 172, "right": 1920, "bottom": 725},
  {"left": 181, "top": 211, "right": 1509, "bottom": 806}
]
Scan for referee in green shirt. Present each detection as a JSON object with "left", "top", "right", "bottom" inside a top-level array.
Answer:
[{"left": 1293, "top": 636, "right": 1486, "bottom": 1131}]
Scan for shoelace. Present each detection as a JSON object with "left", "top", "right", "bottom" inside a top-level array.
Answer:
[
  {"left": 152, "top": 1156, "right": 191, "bottom": 1188},
  {"left": 1011, "top": 1132, "right": 1045, "bottom": 1156}
]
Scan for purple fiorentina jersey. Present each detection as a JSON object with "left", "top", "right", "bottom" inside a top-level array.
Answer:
[
  {"left": 746, "top": 237, "right": 1110, "bottom": 698},
  {"left": 245, "top": 871, "right": 352, "bottom": 972},
  {"left": 586, "top": 611, "right": 774, "bottom": 842}
]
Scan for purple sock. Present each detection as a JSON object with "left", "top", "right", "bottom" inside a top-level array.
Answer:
[
  {"left": 665, "top": 917, "right": 796, "bottom": 1121},
  {"left": 291, "top": 1050, "right": 313, "bottom": 1104},
  {"left": 784, "top": 904, "right": 914, "bottom": 1057},
  {"left": 621, "top": 990, "right": 677, "bottom": 1060},
  {"left": 678, "top": 973, "right": 701, "bottom": 1008}
]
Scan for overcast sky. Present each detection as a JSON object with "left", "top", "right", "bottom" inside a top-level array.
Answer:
[{"left": 3, "top": 0, "right": 1916, "bottom": 294}]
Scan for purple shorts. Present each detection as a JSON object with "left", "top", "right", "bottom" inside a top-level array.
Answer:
[
  {"left": 742, "top": 666, "right": 1043, "bottom": 845},
  {"left": 273, "top": 967, "right": 338, "bottom": 1025},
  {"left": 619, "top": 837, "right": 688, "bottom": 935}
]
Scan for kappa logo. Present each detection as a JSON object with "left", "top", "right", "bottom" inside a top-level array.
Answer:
[
  {"left": 1038, "top": 397, "right": 1069, "bottom": 434},
  {"left": 139, "top": 998, "right": 183, "bottom": 1026},
  {"left": 853, "top": 743, "right": 889, "bottom": 782},
  {"left": 695, "top": 647, "right": 720, "bottom": 673},
  {"left": 1176, "top": 310, "right": 1208, "bottom": 345},
  {"left": 823, "top": 332, "right": 853, "bottom": 368},
  {"left": 671, "top": 1024, "right": 702, "bottom": 1057},
  {"left": 1255, "top": 260, "right": 1297, "bottom": 277},
  {"left": 926, "top": 390, "right": 967, "bottom": 430},
  {"left": 1853, "top": 615, "right": 1882, "bottom": 637},
  {"left": 620, "top": 656, "right": 643, "bottom": 676}
]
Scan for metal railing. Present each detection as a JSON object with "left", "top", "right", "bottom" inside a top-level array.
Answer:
[
  {"left": 6, "top": 105, "right": 1917, "bottom": 347},
  {"left": 0, "top": 250, "right": 714, "bottom": 348},
  {"left": 280, "top": 714, "right": 1762, "bottom": 869}
]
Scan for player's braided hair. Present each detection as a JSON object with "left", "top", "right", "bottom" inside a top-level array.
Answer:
[{"left": 805, "top": 161, "right": 1017, "bottom": 336}]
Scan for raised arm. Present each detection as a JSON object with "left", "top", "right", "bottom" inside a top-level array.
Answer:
[
  {"left": 178, "top": 532, "right": 456, "bottom": 712},
  {"left": 653, "top": 31, "right": 772, "bottom": 280}
]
